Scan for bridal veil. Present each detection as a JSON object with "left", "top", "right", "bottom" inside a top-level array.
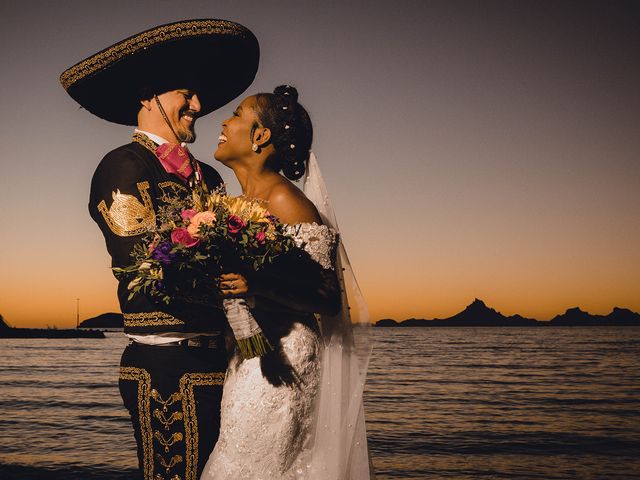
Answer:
[{"left": 302, "top": 153, "right": 374, "bottom": 479}]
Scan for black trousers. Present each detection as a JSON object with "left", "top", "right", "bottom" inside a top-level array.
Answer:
[{"left": 119, "top": 341, "right": 227, "bottom": 480}]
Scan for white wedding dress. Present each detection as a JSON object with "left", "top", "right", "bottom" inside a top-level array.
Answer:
[
  {"left": 202, "top": 153, "right": 373, "bottom": 480},
  {"left": 201, "top": 223, "right": 339, "bottom": 479}
]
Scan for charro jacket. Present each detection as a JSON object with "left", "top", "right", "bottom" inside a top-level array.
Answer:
[{"left": 89, "top": 135, "right": 228, "bottom": 334}]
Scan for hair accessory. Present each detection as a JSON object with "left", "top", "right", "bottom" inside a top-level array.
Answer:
[
  {"left": 284, "top": 124, "right": 290, "bottom": 130},
  {"left": 282, "top": 106, "right": 288, "bottom": 110},
  {"left": 290, "top": 144, "right": 295, "bottom": 149},
  {"left": 251, "top": 143, "right": 259, "bottom": 152}
]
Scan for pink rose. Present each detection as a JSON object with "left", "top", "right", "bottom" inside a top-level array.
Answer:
[
  {"left": 255, "top": 231, "right": 266, "bottom": 245},
  {"left": 181, "top": 209, "right": 198, "bottom": 221},
  {"left": 227, "top": 215, "right": 246, "bottom": 235},
  {"left": 171, "top": 227, "right": 200, "bottom": 247},
  {"left": 187, "top": 211, "right": 217, "bottom": 237}
]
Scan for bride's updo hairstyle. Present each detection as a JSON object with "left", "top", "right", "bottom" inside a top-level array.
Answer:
[{"left": 253, "top": 85, "right": 313, "bottom": 181}]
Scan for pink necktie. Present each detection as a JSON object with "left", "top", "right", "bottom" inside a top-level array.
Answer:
[{"left": 155, "top": 143, "right": 194, "bottom": 180}]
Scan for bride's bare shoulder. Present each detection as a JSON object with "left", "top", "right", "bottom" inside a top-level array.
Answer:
[{"left": 266, "top": 180, "right": 321, "bottom": 225}]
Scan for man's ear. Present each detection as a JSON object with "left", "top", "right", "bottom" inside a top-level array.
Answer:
[
  {"left": 253, "top": 127, "right": 271, "bottom": 147},
  {"left": 140, "top": 98, "right": 153, "bottom": 111}
]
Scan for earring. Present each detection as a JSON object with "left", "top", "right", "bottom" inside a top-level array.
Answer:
[{"left": 252, "top": 143, "right": 259, "bottom": 152}]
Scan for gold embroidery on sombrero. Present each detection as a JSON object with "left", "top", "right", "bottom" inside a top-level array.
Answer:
[
  {"left": 180, "top": 373, "right": 226, "bottom": 480},
  {"left": 60, "top": 20, "right": 247, "bottom": 90},
  {"left": 133, "top": 132, "right": 159, "bottom": 154},
  {"left": 120, "top": 367, "right": 154, "bottom": 479},
  {"left": 123, "top": 312, "right": 185, "bottom": 327},
  {"left": 97, "top": 181, "right": 155, "bottom": 237}
]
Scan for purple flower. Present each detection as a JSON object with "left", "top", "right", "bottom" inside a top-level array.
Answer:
[{"left": 151, "top": 241, "right": 175, "bottom": 265}]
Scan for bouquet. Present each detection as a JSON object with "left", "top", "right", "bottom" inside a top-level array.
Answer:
[{"left": 114, "top": 186, "right": 295, "bottom": 358}]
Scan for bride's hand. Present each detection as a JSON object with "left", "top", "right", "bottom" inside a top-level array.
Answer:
[{"left": 218, "top": 273, "right": 249, "bottom": 297}]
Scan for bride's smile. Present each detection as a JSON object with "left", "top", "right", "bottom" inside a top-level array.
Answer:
[{"left": 214, "top": 97, "right": 264, "bottom": 164}]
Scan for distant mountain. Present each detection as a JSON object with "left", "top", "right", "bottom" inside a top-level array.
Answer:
[
  {"left": 382, "top": 299, "right": 538, "bottom": 327},
  {"left": 608, "top": 307, "right": 640, "bottom": 325},
  {"left": 430, "top": 298, "right": 539, "bottom": 326},
  {"left": 79, "top": 312, "right": 124, "bottom": 329},
  {"left": 374, "top": 300, "right": 640, "bottom": 327},
  {"left": 550, "top": 306, "right": 640, "bottom": 326},
  {"left": 375, "top": 319, "right": 400, "bottom": 327},
  {"left": 549, "top": 307, "right": 594, "bottom": 325}
]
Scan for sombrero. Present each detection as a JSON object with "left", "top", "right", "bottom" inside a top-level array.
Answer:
[{"left": 60, "top": 19, "right": 259, "bottom": 125}]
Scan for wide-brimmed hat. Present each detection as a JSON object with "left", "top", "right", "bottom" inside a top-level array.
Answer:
[{"left": 60, "top": 19, "right": 259, "bottom": 125}]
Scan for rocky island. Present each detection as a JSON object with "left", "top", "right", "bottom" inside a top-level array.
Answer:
[{"left": 375, "top": 299, "right": 640, "bottom": 327}]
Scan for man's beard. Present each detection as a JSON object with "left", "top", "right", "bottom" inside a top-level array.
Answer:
[
  {"left": 176, "top": 124, "right": 196, "bottom": 143},
  {"left": 176, "top": 108, "right": 198, "bottom": 143}
]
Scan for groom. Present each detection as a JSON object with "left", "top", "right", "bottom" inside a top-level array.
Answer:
[{"left": 60, "top": 20, "right": 259, "bottom": 480}]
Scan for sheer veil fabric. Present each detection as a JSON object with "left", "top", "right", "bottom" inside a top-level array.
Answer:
[{"left": 302, "top": 153, "right": 374, "bottom": 479}]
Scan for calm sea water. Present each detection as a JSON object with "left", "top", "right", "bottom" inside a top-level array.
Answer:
[{"left": 1, "top": 327, "right": 639, "bottom": 479}]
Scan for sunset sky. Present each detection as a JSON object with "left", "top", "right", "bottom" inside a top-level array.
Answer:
[{"left": 1, "top": 0, "right": 638, "bottom": 327}]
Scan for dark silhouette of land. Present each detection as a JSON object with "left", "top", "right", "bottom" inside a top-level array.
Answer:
[
  {"left": 78, "top": 312, "right": 124, "bottom": 329},
  {"left": 375, "top": 299, "right": 640, "bottom": 327},
  {"left": 7, "top": 299, "right": 637, "bottom": 333},
  {"left": 0, "top": 315, "right": 105, "bottom": 338}
]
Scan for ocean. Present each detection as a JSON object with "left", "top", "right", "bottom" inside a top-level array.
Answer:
[{"left": 1, "top": 327, "right": 639, "bottom": 479}]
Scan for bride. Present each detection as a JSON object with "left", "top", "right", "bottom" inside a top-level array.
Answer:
[{"left": 200, "top": 86, "right": 373, "bottom": 479}]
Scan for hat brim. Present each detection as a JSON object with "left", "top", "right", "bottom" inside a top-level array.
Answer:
[{"left": 60, "top": 19, "right": 259, "bottom": 125}]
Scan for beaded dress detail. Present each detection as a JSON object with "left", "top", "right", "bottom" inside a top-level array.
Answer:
[{"left": 201, "top": 223, "right": 338, "bottom": 480}]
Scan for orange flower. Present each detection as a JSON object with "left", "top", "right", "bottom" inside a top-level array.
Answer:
[{"left": 187, "top": 211, "right": 216, "bottom": 237}]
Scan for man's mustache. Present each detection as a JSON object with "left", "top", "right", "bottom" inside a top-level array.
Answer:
[{"left": 181, "top": 109, "right": 199, "bottom": 120}]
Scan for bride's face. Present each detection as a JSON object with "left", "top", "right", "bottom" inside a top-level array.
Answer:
[{"left": 215, "top": 96, "right": 259, "bottom": 163}]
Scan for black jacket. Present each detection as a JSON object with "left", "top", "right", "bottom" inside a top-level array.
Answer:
[{"left": 89, "top": 140, "right": 228, "bottom": 334}]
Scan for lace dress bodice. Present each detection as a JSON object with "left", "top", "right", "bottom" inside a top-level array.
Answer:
[
  {"left": 283, "top": 223, "right": 337, "bottom": 271},
  {"left": 201, "top": 223, "right": 338, "bottom": 480}
]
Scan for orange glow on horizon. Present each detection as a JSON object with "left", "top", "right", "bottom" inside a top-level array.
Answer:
[{"left": 2, "top": 266, "right": 639, "bottom": 328}]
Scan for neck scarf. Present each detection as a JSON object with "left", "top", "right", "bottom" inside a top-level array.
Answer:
[
  {"left": 155, "top": 142, "right": 194, "bottom": 180},
  {"left": 132, "top": 131, "right": 202, "bottom": 185}
]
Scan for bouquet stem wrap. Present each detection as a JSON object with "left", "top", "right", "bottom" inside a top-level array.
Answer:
[{"left": 223, "top": 298, "right": 273, "bottom": 359}]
